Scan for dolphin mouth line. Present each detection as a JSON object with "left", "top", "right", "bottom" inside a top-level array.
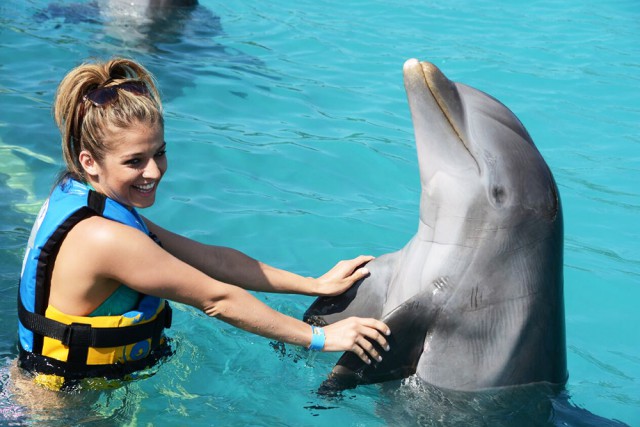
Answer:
[{"left": 419, "top": 62, "right": 480, "bottom": 173}]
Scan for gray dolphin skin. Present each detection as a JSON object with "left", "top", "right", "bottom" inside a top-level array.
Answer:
[{"left": 305, "top": 58, "right": 567, "bottom": 392}]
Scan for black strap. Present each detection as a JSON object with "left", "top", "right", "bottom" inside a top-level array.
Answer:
[
  {"left": 18, "top": 340, "right": 174, "bottom": 384},
  {"left": 18, "top": 294, "right": 172, "bottom": 349},
  {"left": 87, "top": 189, "right": 106, "bottom": 214},
  {"left": 32, "top": 207, "right": 98, "bottom": 353}
]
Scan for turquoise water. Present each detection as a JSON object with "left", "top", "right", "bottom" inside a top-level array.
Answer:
[{"left": 1, "top": 0, "right": 639, "bottom": 425}]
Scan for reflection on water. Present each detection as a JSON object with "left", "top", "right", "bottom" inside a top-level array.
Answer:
[
  {"left": 0, "top": 136, "right": 56, "bottom": 217},
  {"left": 373, "top": 377, "right": 629, "bottom": 427},
  {"left": 34, "top": 0, "right": 273, "bottom": 100},
  {"left": 0, "top": 357, "right": 161, "bottom": 426}
]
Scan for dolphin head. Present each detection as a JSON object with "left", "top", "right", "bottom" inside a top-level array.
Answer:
[{"left": 403, "top": 59, "right": 559, "bottom": 236}]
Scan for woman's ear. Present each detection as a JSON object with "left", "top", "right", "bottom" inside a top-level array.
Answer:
[{"left": 79, "top": 150, "right": 100, "bottom": 177}]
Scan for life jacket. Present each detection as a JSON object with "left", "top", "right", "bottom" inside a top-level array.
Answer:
[{"left": 17, "top": 178, "right": 172, "bottom": 390}]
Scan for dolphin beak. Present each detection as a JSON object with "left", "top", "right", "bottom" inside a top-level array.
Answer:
[
  {"left": 404, "top": 59, "right": 465, "bottom": 139},
  {"left": 403, "top": 59, "right": 478, "bottom": 179}
]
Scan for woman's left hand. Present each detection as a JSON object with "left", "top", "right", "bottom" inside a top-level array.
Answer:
[{"left": 313, "top": 255, "right": 375, "bottom": 297}]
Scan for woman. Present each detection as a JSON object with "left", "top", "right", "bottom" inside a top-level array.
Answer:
[{"left": 17, "top": 58, "right": 390, "bottom": 391}]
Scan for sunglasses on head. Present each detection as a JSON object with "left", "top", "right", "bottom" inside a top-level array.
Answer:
[
  {"left": 74, "top": 79, "right": 152, "bottom": 146},
  {"left": 82, "top": 80, "right": 150, "bottom": 107}
]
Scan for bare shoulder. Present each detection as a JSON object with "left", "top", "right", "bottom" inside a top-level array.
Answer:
[
  {"left": 68, "top": 215, "right": 148, "bottom": 246},
  {"left": 58, "top": 215, "right": 174, "bottom": 285},
  {"left": 62, "top": 216, "right": 163, "bottom": 269},
  {"left": 51, "top": 216, "right": 157, "bottom": 313}
]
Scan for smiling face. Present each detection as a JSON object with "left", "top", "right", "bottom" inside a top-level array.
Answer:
[{"left": 80, "top": 121, "right": 167, "bottom": 209}]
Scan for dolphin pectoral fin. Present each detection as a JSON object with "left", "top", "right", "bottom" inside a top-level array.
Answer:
[
  {"left": 319, "top": 292, "right": 439, "bottom": 392},
  {"left": 304, "top": 278, "right": 362, "bottom": 326},
  {"left": 304, "top": 252, "right": 400, "bottom": 325}
]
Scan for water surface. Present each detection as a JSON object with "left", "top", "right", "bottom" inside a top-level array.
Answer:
[{"left": 0, "top": 0, "right": 638, "bottom": 425}]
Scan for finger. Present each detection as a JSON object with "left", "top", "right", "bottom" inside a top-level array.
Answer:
[
  {"left": 358, "top": 320, "right": 391, "bottom": 351},
  {"left": 347, "top": 266, "right": 371, "bottom": 282},
  {"left": 360, "top": 329, "right": 390, "bottom": 355},
  {"left": 351, "top": 255, "right": 375, "bottom": 268},
  {"left": 357, "top": 336, "right": 382, "bottom": 362},
  {"left": 359, "top": 318, "right": 391, "bottom": 338},
  {"left": 338, "top": 255, "right": 373, "bottom": 273},
  {"left": 353, "top": 343, "right": 372, "bottom": 365},
  {"left": 373, "top": 327, "right": 391, "bottom": 350}
]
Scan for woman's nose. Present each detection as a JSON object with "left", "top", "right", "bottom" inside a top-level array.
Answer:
[{"left": 143, "top": 158, "right": 162, "bottom": 179}]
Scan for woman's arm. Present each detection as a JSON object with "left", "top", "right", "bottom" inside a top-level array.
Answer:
[
  {"left": 143, "top": 216, "right": 374, "bottom": 296},
  {"left": 75, "top": 217, "right": 389, "bottom": 363}
]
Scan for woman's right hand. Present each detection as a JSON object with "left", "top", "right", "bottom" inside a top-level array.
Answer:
[{"left": 322, "top": 317, "right": 391, "bottom": 364}]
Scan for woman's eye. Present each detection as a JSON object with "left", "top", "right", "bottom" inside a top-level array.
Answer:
[
  {"left": 125, "top": 158, "right": 141, "bottom": 166},
  {"left": 155, "top": 149, "right": 167, "bottom": 158}
]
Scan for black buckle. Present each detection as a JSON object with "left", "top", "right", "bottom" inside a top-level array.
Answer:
[{"left": 61, "top": 323, "right": 93, "bottom": 347}]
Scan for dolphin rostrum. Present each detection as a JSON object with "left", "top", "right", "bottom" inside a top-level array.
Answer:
[{"left": 305, "top": 58, "right": 567, "bottom": 392}]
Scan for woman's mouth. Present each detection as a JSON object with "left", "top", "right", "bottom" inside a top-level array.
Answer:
[{"left": 133, "top": 182, "right": 156, "bottom": 194}]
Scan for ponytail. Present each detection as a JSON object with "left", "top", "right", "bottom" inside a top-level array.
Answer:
[{"left": 53, "top": 58, "right": 163, "bottom": 182}]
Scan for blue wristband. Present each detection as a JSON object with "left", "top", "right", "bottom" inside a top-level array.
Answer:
[{"left": 308, "top": 326, "right": 325, "bottom": 351}]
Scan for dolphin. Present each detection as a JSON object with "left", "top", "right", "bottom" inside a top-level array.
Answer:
[
  {"left": 305, "top": 58, "right": 567, "bottom": 392},
  {"left": 35, "top": 0, "right": 206, "bottom": 43},
  {"left": 33, "top": 0, "right": 269, "bottom": 101}
]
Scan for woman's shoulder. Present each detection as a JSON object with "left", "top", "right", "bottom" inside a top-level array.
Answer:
[
  {"left": 59, "top": 215, "right": 168, "bottom": 279},
  {"left": 68, "top": 215, "right": 151, "bottom": 249}
]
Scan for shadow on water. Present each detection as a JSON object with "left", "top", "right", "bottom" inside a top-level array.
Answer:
[
  {"left": 341, "top": 379, "right": 631, "bottom": 427},
  {"left": 33, "top": 0, "right": 277, "bottom": 100}
]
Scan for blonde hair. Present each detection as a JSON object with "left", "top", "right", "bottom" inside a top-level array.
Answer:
[{"left": 53, "top": 58, "right": 163, "bottom": 181}]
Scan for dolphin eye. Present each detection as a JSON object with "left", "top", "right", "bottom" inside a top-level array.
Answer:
[{"left": 491, "top": 186, "right": 506, "bottom": 206}]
